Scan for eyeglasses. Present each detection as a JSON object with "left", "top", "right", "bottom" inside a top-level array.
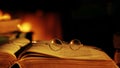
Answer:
[{"left": 32, "top": 38, "right": 83, "bottom": 51}]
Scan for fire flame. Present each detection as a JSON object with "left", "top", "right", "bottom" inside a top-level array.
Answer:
[
  {"left": 16, "top": 10, "right": 62, "bottom": 40},
  {"left": 0, "top": 10, "right": 11, "bottom": 20},
  {"left": 17, "top": 22, "right": 32, "bottom": 32}
]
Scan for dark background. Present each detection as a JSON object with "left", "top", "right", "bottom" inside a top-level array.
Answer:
[{"left": 0, "top": 0, "right": 119, "bottom": 59}]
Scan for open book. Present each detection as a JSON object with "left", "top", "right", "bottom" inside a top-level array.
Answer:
[{"left": 0, "top": 39, "right": 118, "bottom": 68}]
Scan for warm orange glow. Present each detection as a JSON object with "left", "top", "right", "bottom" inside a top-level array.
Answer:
[
  {"left": 0, "top": 10, "right": 11, "bottom": 20},
  {"left": 0, "top": 10, "right": 3, "bottom": 16},
  {"left": 16, "top": 10, "right": 62, "bottom": 40},
  {"left": 1, "top": 13, "right": 11, "bottom": 20},
  {"left": 0, "top": 10, "right": 62, "bottom": 40},
  {"left": 17, "top": 22, "right": 32, "bottom": 32}
]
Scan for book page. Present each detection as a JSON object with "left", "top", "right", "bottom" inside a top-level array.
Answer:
[
  {"left": 0, "top": 38, "right": 30, "bottom": 57},
  {"left": 23, "top": 41, "right": 111, "bottom": 60}
]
